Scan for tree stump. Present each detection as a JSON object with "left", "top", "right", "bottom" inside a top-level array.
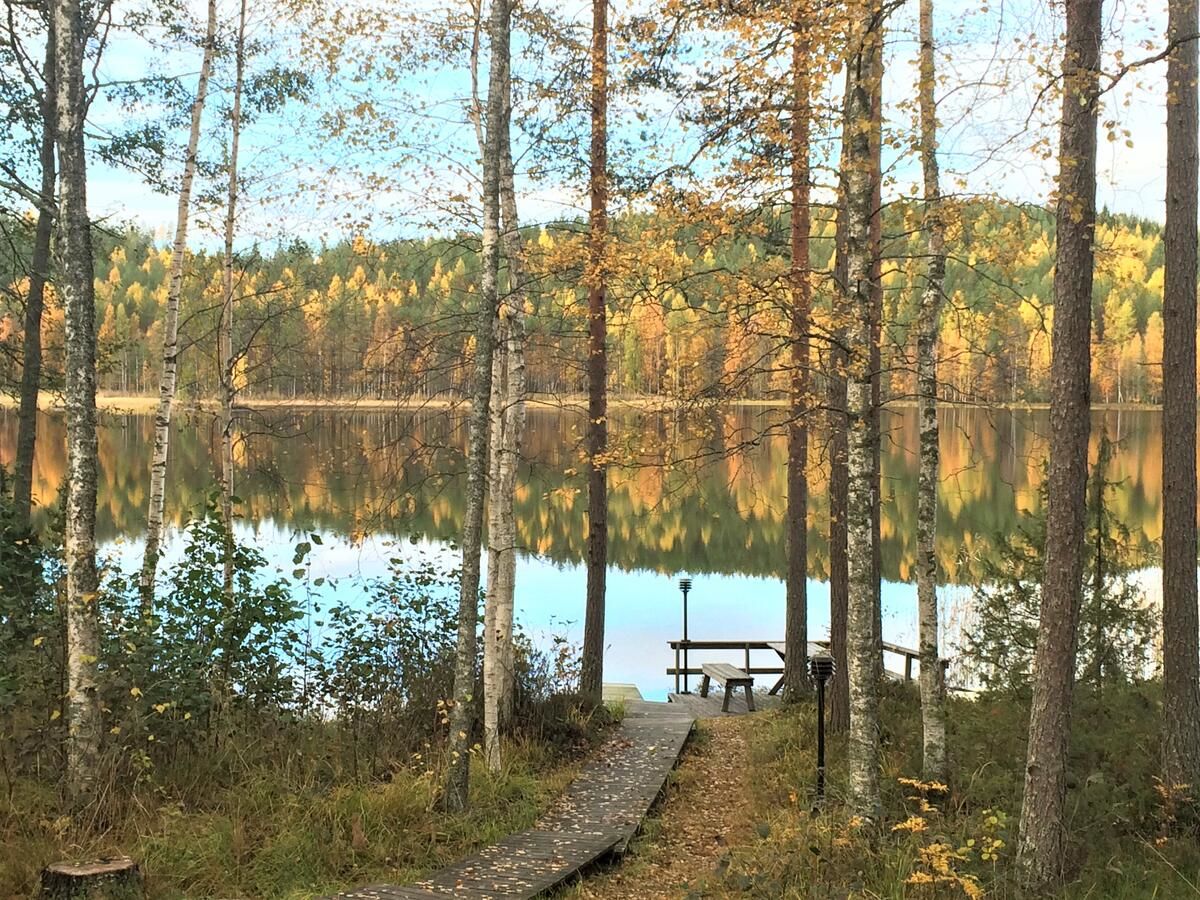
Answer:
[{"left": 39, "top": 858, "right": 144, "bottom": 900}]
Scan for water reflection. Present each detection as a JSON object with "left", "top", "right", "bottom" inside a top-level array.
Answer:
[{"left": 0, "top": 404, "right": 1164, "bottom": 584}]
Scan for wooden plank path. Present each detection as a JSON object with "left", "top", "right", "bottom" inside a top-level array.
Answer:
[
  {"left": 666, "top": 687, "right": 781, "bottom": 717},
  {"left": 329, "top": 700, "right": 694, "bottom": 899}
]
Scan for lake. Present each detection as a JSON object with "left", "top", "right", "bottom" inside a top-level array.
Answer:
[{"left": 0, "top": 403, "right": 1166, "bottom": 698}]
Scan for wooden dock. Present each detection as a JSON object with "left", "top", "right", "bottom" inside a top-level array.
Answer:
[
  {"left": 329, "top": 699, "right": 694, "bottom": 899},
  {"left": 666, "top": 688, "right": 781, "bottom": 717}
]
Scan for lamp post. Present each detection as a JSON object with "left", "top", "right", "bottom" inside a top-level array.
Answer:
[
  {"left": 809, "top": 654, "right": 836, "bottom": 811},
  {"left": 679, "top": 577, "right": 692, "bottom": 693}
]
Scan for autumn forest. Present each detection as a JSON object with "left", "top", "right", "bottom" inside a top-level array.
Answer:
[{"left": 2, "top": 0, "right": 1200, "bottom": 898}]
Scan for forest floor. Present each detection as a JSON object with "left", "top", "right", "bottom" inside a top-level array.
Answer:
[
  {"left": 0, "top": 733, "right": 596, "bottom": 900},
  {"left": 566, "top": 683, "right": 1200, "bottom": 899},
  {"left": 566, "top": 716, "right": 756, "bottom": 900}
]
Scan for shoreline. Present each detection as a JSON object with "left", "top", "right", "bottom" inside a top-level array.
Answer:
[{"left": 0, "top": 392, "right": 1165, "bottom": 415}]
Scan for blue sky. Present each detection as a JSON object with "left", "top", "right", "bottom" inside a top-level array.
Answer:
[{"left": 79, "top": 0, "right": 1175, "bottom": 249}]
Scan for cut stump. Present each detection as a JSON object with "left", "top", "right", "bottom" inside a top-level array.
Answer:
[{"left": 40, "top": 858, "right": 144, "bottom": 900}]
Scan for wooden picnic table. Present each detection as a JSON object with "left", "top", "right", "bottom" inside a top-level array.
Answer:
[{"left": 766, "top": 641, "right": 826, "bottom": 694}]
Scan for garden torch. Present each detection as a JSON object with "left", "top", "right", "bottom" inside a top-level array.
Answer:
[
  {"left": 679, "top": 577, "right": 692, "bottom": 693},
  {"left": 809, "top": 654, "right": 836, "bottom": 811}
]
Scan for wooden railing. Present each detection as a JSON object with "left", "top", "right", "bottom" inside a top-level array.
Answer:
[{"left": 665, "top": 638, "right": 947, "bottom": 694}]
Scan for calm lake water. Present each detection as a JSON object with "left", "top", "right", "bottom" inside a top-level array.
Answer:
[{"left": 0, "top": 404, "right": 1166, "bottom": 698}]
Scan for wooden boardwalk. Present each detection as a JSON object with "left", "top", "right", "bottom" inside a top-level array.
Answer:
[
  {"left": 666, "top": 688, "right": 781, "bottom": 717},
  {"left": 329, "top": 700, "right": 694, "bottom": 899}
]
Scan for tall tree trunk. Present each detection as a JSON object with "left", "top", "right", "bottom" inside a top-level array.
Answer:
[
  {"left": 484, "top": 49, "right": 524, "bottom": 774},
  {"left": 843, "top": 0, "right": 884, "bottom": 823},
  {"left": 915, "top": 0, "right": 948, "bottom": 784},
  {"left": 139, "top": 0, "right": 218, "bottom": 609},
  {"left": 868, "top": 28, "right": 884, "bottom": 681},
  {"left": 219, "top": 0, "right": 247, "bottom": 601},
  {"left": 827, "top": 64, "right": 852, "bottom": 735},
  {"left": 1161, "top": 0, "right": 1200, "bottom": 797},
  {"left": 1016, "top": 0, "right": 1102, "bottom": 885},
  {"left": 54, "top": 0, "right": 101, "bottom": 809},
  {"left": 13, "top": 20, "right": 56, "bottom": 528},
  {"left": 496, "top": 140, "right": 525, "bottom": 728},
  {"left": 782, "top": 0, "right": 811, "bottom": 703},
  {"left": 580, "top": 0, "right": 608, "bottom": 703},
  {"left": 443, "top": 0, "right": 507, "bottom": 812}
]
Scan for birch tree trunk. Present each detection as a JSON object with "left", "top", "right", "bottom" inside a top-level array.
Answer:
[
  {"left": 219, "top": 0, "right": 247, "bottom": 602},
  {"left": 868, "top": 33, "right": 884, "bottom": 683},
  {"left": 580, "top": 0, "right": 608, "bottom": 703},
  {"left": 443, "top": 0, "right": 506, "bottom": 812},
  {"left": 484, "top": 84, "right": 525, "bottom": 774},
  {"left": 54, "top": 0, "right": 102, "bottom": 808},
  {"left": 13, "top": 20, "right": 56, "bottom": 528},
  {"left": 139, "top": 0, "right": 218, "bottom": 610},
  {"left": 1016, "top": 0, "right": 1102, "bottom": 885},
  {"left": 496, "top": 139, "right": 525, "bottom": 729},
  {"left": 916, "top": 0, "right": 948, "bottom": 784},
  {"left": 1161, "top": 0, "right": 1200, "bottom": 797},
  {"left": 827, "top": 63, "right": 852, "bottom": 735},
  {"left": 782, "top": 0, "right": 811, "bottom": 703},
  {"left": 843, "top": 0, "right": 884, "bottom": 823}
]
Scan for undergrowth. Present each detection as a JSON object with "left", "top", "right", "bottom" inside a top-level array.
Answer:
[
  {"left": 0, "top": 728, "right": 598, "bottom": 898},
  {"left": 712, "top": 682, "right": 1199, "bottom": 899},
  {"left": 0, "top": 486, "right": 616, "bottom": 898}
]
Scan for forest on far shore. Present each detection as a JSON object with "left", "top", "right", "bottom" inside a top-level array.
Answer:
[{"left": 0, "top": 202, "right": 1173, "bottom": 409}]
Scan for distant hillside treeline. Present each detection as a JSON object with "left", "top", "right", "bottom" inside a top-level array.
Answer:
[{"left": 0, "top": 201, "right": 1174, "bottom": 405}]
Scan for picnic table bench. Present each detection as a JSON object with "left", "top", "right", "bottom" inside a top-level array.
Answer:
[{"left": 699, "top": 662, "right": 755, "bottom": 712}]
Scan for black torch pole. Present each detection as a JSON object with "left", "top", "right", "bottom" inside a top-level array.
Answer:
[
  {"left": 680, "top": 577, "right": 692, "bottom": 693},
  {"left": 809, "top": 654, "right": 835, "bottom": 813},
  {"left": 816, "top": 674, "right": 826, "bottom": 806}
]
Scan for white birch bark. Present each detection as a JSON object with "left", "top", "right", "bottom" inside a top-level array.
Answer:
[
  {"left": 54, "top": 0, "right": 102, "bottom": 808},
  {"left": 442, "top": 0, "right": 507, "bottom": 812},
  {"left": 916, "top": 0, "right": 948, "bottom": 784},
  {"left": 139, "top": 0, "right": 219, "bottom": 609},
  {"left": 843, "top": 1, "right": 883, "bottom": 824},
  {"left": 484, "top": 132, "right": 526, "bottom": 772},
  {"left": 219, "top": 0, "right": 247, "bottom": 602}
]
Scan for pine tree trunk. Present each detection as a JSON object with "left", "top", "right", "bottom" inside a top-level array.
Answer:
[
  {"left": 13, "top": 21, "right": 56, "bottom": 528},
  {"left": 54, "top": 0, "right": 102, "bottom": 809},
  {"left": 443, "top": 0, "right": 507, "bottom": 811},
  {"left": 1016, "top": 0, "right": 1102, "bottom": 885},
  {"left": 219, "top": 0, "right": 247, "bottom": 602},
  {"left": 827, "top": 64, "right": 852, "bottom": 735},
  {"left": 916, "top": 0, "right": 948, "bottom": 784},
  {"left": 580, "top": 0, "right": 608, "bottom": 703},
  {"left": 1161, "top": 0, "right": 1200, "bottom": 797},
  {"left": 843, "top": 2, "right": 884, "bottom": 823},
  {"left": 783, "top": 0, "right": 811, "bottom": 703},
  {"left": 139, "top": 0, "right": 218, "bottom": 610}
]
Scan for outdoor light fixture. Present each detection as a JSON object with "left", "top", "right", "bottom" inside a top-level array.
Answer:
[
  {"left": 809, "top": 654, "right": 837, "bottom": 810},
  {"left": 679, "top": 578, "right": 693, "bottom": 693}
]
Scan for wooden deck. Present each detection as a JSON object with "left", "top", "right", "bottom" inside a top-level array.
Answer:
[
  {"left": 328, "top": 699, "right": 694, "bottom": 899},
  {"left": 667, "top": 688, "right": 782, "bottom": 716}
]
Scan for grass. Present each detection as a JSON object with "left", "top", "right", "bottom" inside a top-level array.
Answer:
[
  {"left": 707, "top": 681, "right": 1199, "bottom": 899},
  {"left": 0, "top": 729, "right": 593, "bottom": 899}
]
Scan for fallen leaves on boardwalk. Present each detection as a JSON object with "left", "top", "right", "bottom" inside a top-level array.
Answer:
[{"left": 570, "top": 716, "right": 754, "bottom": 899}]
